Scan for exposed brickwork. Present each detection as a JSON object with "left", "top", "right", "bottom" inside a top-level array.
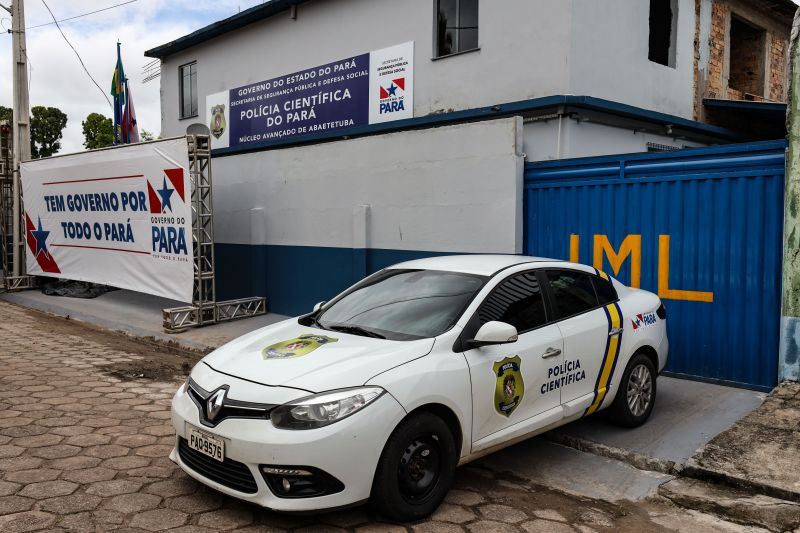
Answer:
[
  {"left": 706, "top": 0, "right": 729, "bottom": 100},
  {"left": 694, "top": 0, "right": 702, "bottom": 120},
  {"left": 700, "top": 0, "right": 790, "bottom": 105},
  {"left": 769, "top": 35, "right": 788, "bottom": 102}
]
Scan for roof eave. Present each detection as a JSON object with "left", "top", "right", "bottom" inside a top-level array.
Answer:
[{"left": 145, "top": 0, "right": 307, "bottom": 59}]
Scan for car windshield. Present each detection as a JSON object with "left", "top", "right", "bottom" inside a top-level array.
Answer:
[{"left": 315, "top": 269, "right": 487, "bottom": 341}]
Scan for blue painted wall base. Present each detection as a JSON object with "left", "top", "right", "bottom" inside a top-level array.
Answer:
[{"left": 215, "top": 243, "right": 454, "bottom": 316}]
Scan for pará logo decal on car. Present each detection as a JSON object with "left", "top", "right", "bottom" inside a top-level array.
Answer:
[
  {"left": 631, "top": 312, "right": 657, "bottom": 332},
  {"left": 262, "top": 334, "right": 339, "bottom": 360},
  {"left": 493, "top": 356, "right": 525, "bottom": 417}
]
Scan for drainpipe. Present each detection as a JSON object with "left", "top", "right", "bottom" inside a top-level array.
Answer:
[{"left": 780, "top": 8, "right": 800, "bottom": 382}]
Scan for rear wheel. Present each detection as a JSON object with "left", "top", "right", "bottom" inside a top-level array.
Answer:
[
  {"left": 370, "top": 412, "right": 457, "bottom": 522},
  {"left": 608, "top": 353, "right": 657, "bottom": 427}
]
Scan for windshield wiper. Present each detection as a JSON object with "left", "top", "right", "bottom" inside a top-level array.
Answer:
[{"left": 326, "top": 324, "right": 386, "bottom": 339}]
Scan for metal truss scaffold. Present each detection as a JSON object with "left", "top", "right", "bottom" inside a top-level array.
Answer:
[
  {"left": 162, "top": 135, "right": 266, "bottom": 332},
  {"left": 0, "top": 120, "right": 35, "bottom": 291}
]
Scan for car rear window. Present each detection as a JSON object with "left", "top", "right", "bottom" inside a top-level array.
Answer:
[
  {"left": 593, "top": 276, "right": 619, "bottom": 305},
  {"left": 545, "top": 270, "right": 600, "bottom": 320}
]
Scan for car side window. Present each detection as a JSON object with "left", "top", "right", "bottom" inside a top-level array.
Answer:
[
  {"left": 545, "top": 270, "right": 600, "bottom": 320},
  {"left": 593, "top": 276, "right": 618, "bottom": 305},
  {"left": 477, "top": 272, "right": 547, "bottom": 333}
]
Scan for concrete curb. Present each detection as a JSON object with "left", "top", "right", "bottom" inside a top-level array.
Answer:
[
  {"left": 546, "top": 432, "right": 800, "bottom": 507},
  {"left": 658, "top": 478, "right": 800, "bottom": 533},
  {"left": 681, "top": 460, "right": 800, "bottom": 505},
  {"left": 542, "top": 432, "right": 682, "bottom": 476}
]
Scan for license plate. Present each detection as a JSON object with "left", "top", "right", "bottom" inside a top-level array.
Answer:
[{"left": 187, "top": 427, "right": 225, "bottom": 462}]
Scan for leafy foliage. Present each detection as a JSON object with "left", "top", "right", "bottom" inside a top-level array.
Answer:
[
  {"left": 30, "top": 106, "right": 68, "bottom": 158},
  {"left": 82, "top": 112, "right": 114, "bottom": 150}
]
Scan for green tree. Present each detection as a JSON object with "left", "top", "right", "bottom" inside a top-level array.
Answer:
[
  {"left": 82, "top": 112, "right": 114, "bottom": 150},
  {"left": 0, "top": 106, "right": 11, "bottom": 123},
  {"left": 30, "top": 106, "right": 67, "bottom": 158}
]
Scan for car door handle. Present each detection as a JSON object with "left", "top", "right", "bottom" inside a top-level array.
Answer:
[
  {"left": 541, "top": 347, "right": 562, "bottom": 359},
  {"left": 609, "top": 327, "right": 623, "bottom": 337}
]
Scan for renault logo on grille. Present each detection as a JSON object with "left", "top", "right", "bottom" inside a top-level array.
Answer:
[{"left": 207, "top": 389, "right": 226, "bottom": 421}]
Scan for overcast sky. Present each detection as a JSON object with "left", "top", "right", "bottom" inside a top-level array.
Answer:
[
  {"left": 2, "top": 1, "right": 800, "bottom": 155},
  {"left": 0, "top": 0, "right": 267, "bottom": 153}
]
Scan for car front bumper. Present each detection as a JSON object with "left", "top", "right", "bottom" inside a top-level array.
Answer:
[{"left": 169, "top": 381, "right": 407, "bottom": 512}]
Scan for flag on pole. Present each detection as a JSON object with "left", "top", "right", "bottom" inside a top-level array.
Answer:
[
  {"left": 110, "top": 42, "right": 126, "bottom": 145},
  {"left": 122, "top": 78, "right": 139, "bottom": 144}
]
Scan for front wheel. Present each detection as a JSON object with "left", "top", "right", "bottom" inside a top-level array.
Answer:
[
  {"left": 608, "top": 353, "right": 657, "bottom": 427},
  {"left": 370, "top": 412, "right": 457, "bottom": 522}
]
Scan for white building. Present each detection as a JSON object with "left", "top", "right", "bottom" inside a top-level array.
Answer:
[{"left": 146, "top": 0, "right": 793, "bottom": 315}]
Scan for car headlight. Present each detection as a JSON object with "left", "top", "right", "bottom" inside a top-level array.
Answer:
[
  {"left": 182, "top": 374, "right": 193, "bottom": 394},
  {"left": 270, "top": 387, "right": 385, "bottom": 430}
]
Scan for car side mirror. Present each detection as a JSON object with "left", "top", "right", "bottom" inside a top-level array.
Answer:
[
  {"left": 313, "top": 301, "right": 326, "bottom": 313},
  {"left": 469, "top": 321, "right": 518, "bottom": 348}
]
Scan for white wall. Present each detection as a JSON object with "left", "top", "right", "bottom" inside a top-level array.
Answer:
[
  {"left": 569, "top": 0, "right": 696, "bottom": 119},
  {"left": 523, "top": 119, "right": 704, "bottom": 162},
  {"left": 212, "top": 117, "right": 525, "bottom": 253},
  {"left": 158, "top": 0, "right": 701, "bottom": 138},
  {"left": 159, "top": 0, "right": 573, "bottom": 138}
]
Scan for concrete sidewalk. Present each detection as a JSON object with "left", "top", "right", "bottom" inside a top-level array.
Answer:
[
  {"left": 685, "top": 382, "right": 800, "bottom": 502},
  {"left": 548, "top": 377, "right": 767, "bottom": 472},
  {"left": 476, "top": 376, "right": 765, "bottom": 505},
  {"left": 0, "top": 289, "right": 288, "bottom": 352}
]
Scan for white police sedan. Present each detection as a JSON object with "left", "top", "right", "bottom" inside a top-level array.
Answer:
[{"left": 170, "top": 255, "right": 668, "bottom": 521}]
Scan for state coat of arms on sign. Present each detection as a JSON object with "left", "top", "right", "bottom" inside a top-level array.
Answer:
[
  {"left": 262, "top": 334, "right": 338, "bottom": 360},
  {"left": 493, "top": 356, "right": 525, "bottom": 417},
  {"left": 210, "top": 104, "right": 226, "bottom": 139}
]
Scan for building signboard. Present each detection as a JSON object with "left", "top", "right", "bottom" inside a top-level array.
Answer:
[
  {"left": 20, "top": 138, "right": 194, "bottom": 303},
  {"left": 206, "top": 41, "right": 414, "bottom": 150}
]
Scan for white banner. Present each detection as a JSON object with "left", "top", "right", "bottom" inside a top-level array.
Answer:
[{"left": 21, "top": 137, "right": 195, "bottom": 303}]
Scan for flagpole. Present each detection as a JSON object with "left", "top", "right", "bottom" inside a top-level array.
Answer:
[{"left": 113, "top": 41, "right": 123, "bottom": 145}]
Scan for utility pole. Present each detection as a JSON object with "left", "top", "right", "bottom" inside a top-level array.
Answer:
[
  {"left": 5, "top": 0, "right": 31, "bottom": 278},
  {"left": 782, "top": 7, "right": 800, "bottom": 383}
]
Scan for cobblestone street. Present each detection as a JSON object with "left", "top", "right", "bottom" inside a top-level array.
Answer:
[{"left": 0, "top": 301, "right": 766, "bottom": 532}]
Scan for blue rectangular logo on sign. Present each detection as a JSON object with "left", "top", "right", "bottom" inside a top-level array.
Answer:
[{"left": 206, "top": 42, "right": 415, "bottom": 150}]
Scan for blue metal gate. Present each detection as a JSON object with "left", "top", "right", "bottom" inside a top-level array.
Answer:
[{"left": 524, "top": 140, "right": 786, "bottom": 391}]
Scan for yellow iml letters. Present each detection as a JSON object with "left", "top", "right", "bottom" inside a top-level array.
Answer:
[
  {"left": 657, "top": 235, "right": 714, "bottom": 303},
  {"left": 592, "top": 234, "right": 642, "bottom": 288},
  {"left": 569, "top": 233, "right": 714, "bottom": 303}
]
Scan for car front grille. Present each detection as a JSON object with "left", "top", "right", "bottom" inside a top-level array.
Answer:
[
  {"left": 187, "top": 380, "right": 277, "bottom": 428},
  {"left": 178, "top": 438, "right": 258, "bottom": 494}
]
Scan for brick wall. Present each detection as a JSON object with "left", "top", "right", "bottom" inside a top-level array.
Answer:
[
  {"left": 769, "top": 36, "right": 788, "bottom": 102},
  {"left": 700, "top": 0, "right": 790, "bottom": 104},
  {"left": 705, "top": 1, "right": 727, "bottom": 100},
  {"left": 694, "top": 0, "right": 702, "bottom": 119}
]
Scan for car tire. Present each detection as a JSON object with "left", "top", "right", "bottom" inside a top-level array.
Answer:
[
  {"left": 608, "top": 352, "right": 657, "bottom": 428},
  {"left": 370, "top": 411, "right": 457, "bottom": 522}
]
